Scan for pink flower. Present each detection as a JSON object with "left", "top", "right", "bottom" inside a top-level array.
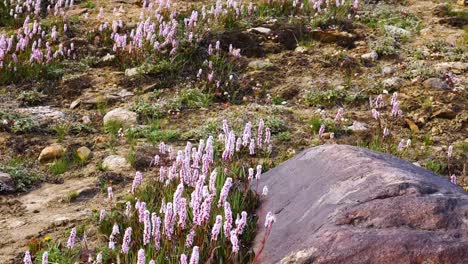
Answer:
[
  {"left": 99, "top": 209, "right": 106, "bottom": 222},
  {"left": 248, "top": 168, "right": 254, "bottom": 181},
  {"left": 398, "top": 139, "right": 405, "bottom": 151},
  {"left": 143, "top": 210, "right": 151, "bottom": 245},
  {"left": 107, "top": 186, "right": 114, "bottom": 200},
  {"left": 211, "top": 215, "right": 222, "bottom": 241},
  {"left": 218, "top": 178, "right": 232, "bottom": 207},
  {"left": 151, "top": 213, "right": 161, "bottom": 250},
  {"left": 189, "top": 246, "right": 199, "bottom": 264},
  {"left": 334, "top": 108, "right": 344, "bottom": 122},
  {"left": 265, "top": 212, "right": 276, "bottom": 228},
  {"left": 235, "top": 211, "right": 248, "bottom": 235},
  {"left": 24, "top": 251, "right": 32, "bottom": 264},
  {"left": 137, "top": 249, "right": 145, "bottom": 264},
  {"left": 178, "top": 198, "right": 187, "bottom": 229},
  {"left": 209, "top": 169, "right": 217, "bottom": 193},
  {"left": 371, "top": 109, "right": 380, "bottom": 120},
  {"left": 256, "top": 165, "right": 262, "bottom": 180},
  {"left": 122, "top": 227, "right": 132, "bottom": 254},
  {"left": 249, "top": 138, "right": 255, "bottom": 155},
  {"left": 42, "top": 252, "right": 48, "bottom": 264},
  {"left": 450, "top": 174, "right": 457, "bottom": 185},
  {"left": 223, "top": 201, "right": 233, "bottom": 236},
  {"left": 67, "top": 227, "right": 76, "bottom": 249},
  {"left": 257, "top": 119, "right": 264, "bottom": 148},
  {"left": 262, "top": 186, "right": 268, "bottom": 196},
  {"left": 108, "top": 234, "right": 115, "bottom": 250},
  {"left": 230, "top": 231, "right": 239, "bottom": 253},
  {"left": 186, "top": 228, "right": 195, "bottom": 247},
  {"left": 181, "top": 254, "right": 188, "bottom": 264},
  {"left": 318, "top": 125, "right": 325, "bottom": 138},
  {"left": 164, "top": 202, "right": 174, "bottom": 239}
]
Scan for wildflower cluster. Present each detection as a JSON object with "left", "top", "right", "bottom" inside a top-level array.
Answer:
[
  {"left": 0, "top": 0, "right": 74, "bottom": 83},
  {"left": 32, "top": 119, "right": 276, "bottom": 263}
]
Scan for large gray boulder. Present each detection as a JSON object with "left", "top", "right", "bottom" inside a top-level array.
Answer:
[{"left": 254, "top": 145, "right": 468, "bottom": 264}]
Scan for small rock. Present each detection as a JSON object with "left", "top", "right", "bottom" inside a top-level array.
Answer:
[
  {"left": 248, "top": 60, "right": 274, "bottom": 70},
  {"left": 70, "top": 99, "right": 81, "bottom": 109},
  {"left": 249, "top": 27, "right": 272, "bottom": 35},
  {"left": 66, "top": 8, "right": 88, "bottom": 16},
  {"left": 381, "top": 66, "right": 395, "bottom": 75},
  {"left": 383, "top": 77, "right": 407, "bottom": 90},
  {"left": 102, "top": 155, "right": 131, "bottom": 173},
  {"left": 76, "top": 146, "right": 92, "bottom": 161},
  {"left": 361, "top": 51, "right": 378, "bottom": 63},
  {"left": 434, "top": 62, "right": 468, "bottom": 74},
  {"left": 17, "top": 106, "right": 66, "bottom": 126},
  {"left": 347, "top": 121, "right": 368, "bottom": 131},
  {"left": 103, "top": 108, "right": 138, "bottom": 127},
  {"left": 0, "top": 172, "right": 14, "bottom": 193},
  {"left": 295, "top": 46, "right": 308, "bottom": 53},
  {"left": 310, "top": 29, "right": 357, "bottom": 48},
  {"left": 38, "top": 144, "right": 66, "bottom": 163},
  {"left": 118, "top": 89, "right": 134, "bottom": 98},
  {"left": 432, "top": 108, "right": 458, "bottom": 119},
  {"left": 82, "top": 115, "right": 91, "bottom": 124},
  {"left": 423, "top": 78, "right": 450, "bottom": 90},
  {"left": 384, "top": 25, "right": 411, "bottom": 38},
  {"left": 405, "top": 118, "right": 420, "bottom": 133}
]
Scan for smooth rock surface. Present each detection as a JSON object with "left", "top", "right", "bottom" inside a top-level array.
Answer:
[
  {"left": 0, "top": 172, "right": 14, "bottom": 193},
  {"left": 102, "top": 155, "right": 131, "bottom": 173},
  {"left": 361, "top": 51, "right": 378, "bottom": 63},
  {"left": 38, "top": 144, "right": 66, "bottom": 163},
  {"left": 254, "top": 145, "right": 468, "bottom": 264},
  {"left": 423, "top": 78, "right": 450, "bottom": 90},
  {"left": 76, "top": 146, "right": 92, "bottom": 161},
  {"left": 103, "top": 108, "right": 138, "bottom": 127}
]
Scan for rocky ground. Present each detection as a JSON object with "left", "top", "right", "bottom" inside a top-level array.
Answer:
[{"left": 0, "top": 0, "right": 467, "bottom": 262}]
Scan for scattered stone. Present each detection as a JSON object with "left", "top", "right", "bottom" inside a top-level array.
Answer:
[
  {"left": 310, "top": 29, "right": 357, "bottom": 48},
  {"left": 423, "top": 78, "right": 450, "bottom": 90},
  {"left": 294, "top": 46, "right": 308, "bottom": 53},
  {"left": 76, "top": 146, "right": 92, "bottom": 161},
  {"left": 254, "top": 145, "right": 468, "bottom": 264},
  {"left": 432, "top": 107, "right": 458, "bottom": 119},
  {"left": 82, "top": 115, "right": 91, "bottom": 125},
  {"left": 248, "top": 60, "right": 274, "bottom": 70},
  {"left": 74, "top": 187, "right": 99, "bottom": 201},
  {"left": 38, "top": 144, "right": 66, "bottom": 163},
  {"left": 17, "top": 106, "right": 66, "bottom": 126},
  {"left": 434, "top": 62, "right": 468, "bottom": 74},
  {"left": 66, "top": 8, "right": 88, "bottom": 16},
  {"left": 347, "top": 121, "right": 368, "bottom": 131},
  {"left": 249, "top": 27, "right": 272, "bottom": 35},
  {"left": 0, "top": 172, "right": 14, "bottom": 193},
  {"left": 383, "top": 77, "right": 407, "bottom": 89},
  {"left": 61, "top": 73, "right": 92, "bottom": 97},
  {"left": 384, "top": 25, "right": 411, "bottom": 38},
  {"left": 381, "top": 66, "right": 395, "bottom": 75},
  {"left": 103, "top": 108, "right": 138, "bottom": 127},
  {"left": 405, "top": 118, "right": 420, "bottom": 133},
  {"left": 361, "top": 51, "right": 378, "bottom": 63},
  {"left": 70, "top": 99, "right": 81, "bottom": 109},
  {"left": 102, "top": 155, "right": 131, "bottom": 173}
]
